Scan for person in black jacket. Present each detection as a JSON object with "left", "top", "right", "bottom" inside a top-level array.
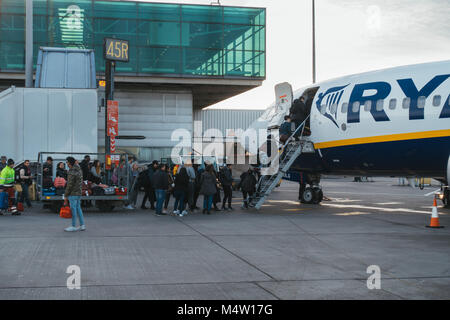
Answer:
[
  {"left": 173, "top": 167, "right": 189, "bottom": 216},
  {"left": 79, "top": 155, "right": 91, "bottom": 181},
  {"left": 219, "top": 164, "right": 234, "bottom": 211},
  {"left": 153, "top": 164, "right": 169, "bottom": 216},
  {"left": 239, "top": 169, "right": 257, "bottom": 209},
  {"left": 56, "top": 162, "right": 68, "bottom": 180},
  {"left": 289, "top": 97, "right": 307, "bottom": 137},
  {"left": 141, "top": 160, "right": 158, "bottom": 210}
]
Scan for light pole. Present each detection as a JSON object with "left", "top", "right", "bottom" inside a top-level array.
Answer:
[{"left": 312, "top": 0, "right": 316, "bottom": 84}]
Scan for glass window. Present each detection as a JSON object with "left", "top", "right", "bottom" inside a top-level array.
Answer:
[
  {"left": 138, "top": 46, "right": 181, "bottom": 74},
  {"left": 352, "top": 101, "right": 360, "bottom": 113},
  {"left": 320, "top": 105, "right": 327, "bottom": 115},
  {"left": 138, "top": 3, "right": 181, "bottom": 21},
  {"left": 138, "top": 21, "right": 181, "bottom": 47},
  {"left": 341, "top": 103, "right": 348, "bottom": 113},
  {"left": 376, "top": 99, "right": 384, "bottom": 111},
  {"left": 224, "top": 7, "right": 265, "bottom": 25},
  {"left": 417, "top": 96, "right": 426, "bottom": 109},
  {"left": 433, "top": 95, "right": 441, "bottom": 107},
  {"left": 0, "top": 0, "right": 25, "bottom": 14},
  {"left": 402, "top": 97, "right": 410, "bottom": 109},
  {"left": 389, "top": 99, "right": 397, "bottom": 110},
  {"left": 181, "top": 22, "right": 223, "bottom": 49},
  {"left": 330, "top": 103, "right": 338, "bottom": 114},
  {"left": 182, "top": 48, "right": 222, "bottom": 76},
  {"left": 94, "top": 1, "right": 136, "bottom": 19},
  {"left": 364, "top": 100, "right": 372, "bottom": 111},
  {"left": 181, "top": 5, "right": 222, "bottom": 23}
]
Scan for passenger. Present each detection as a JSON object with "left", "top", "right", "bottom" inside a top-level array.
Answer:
[
  {"left": 80, "top": 155, "right": 91, "bottom": 181},
  {"left": 64, "top": 156, "right": 85, "bottom": 232},
  {"left": 164, "top": 165, "right": 174, "bottom": 213},
  {"left": 193, "top": 164, "right": 201, "bottom": 210},
  {"left": 153, "top": 164, "right": 169, "bottom": 216},
  {"left": 279, "top": 115, "right": 294, "bottom": 144},
  {"left": 125, "top": 162, "right": 140, "bottom": 210},
  {"left": 141, "top": 160, "right": 158, "bottom": 210},
  {"left": 289, "top": 96, "right": 307, "bottom": 137},
  {"left": 18, "top": 160, "right": 33, "bottom": 208},
  {"left": 43, "top": 156, "right": 53, "bottom": 177},
  {"left": 184, "top": 161, "right": 196, "bottom": 212},
  {"left": 199, "top": 164, "right": 217, "bottom": 215},
  {"left": 211, "top": 166, "right": 222, "bottom": 212},
  {"left": 90, "top": 160, "right": 102, "bottom": 184},
  {"left": 239, "top": 169, "right": 257, "bottom": 209},
  {"left": 219, "top": 164, "right": 234, "bottom": 211},
  {"left": 56, "top": 162, "right": 68, "bottom": 180},
  {"left": 173, "top": 167, "right": 189, "bottom": 216},
  {"left": 0, "top": 156, "right": 7, "bottom": 171}
]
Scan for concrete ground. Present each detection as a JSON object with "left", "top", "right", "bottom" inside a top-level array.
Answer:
[{"left": 0, "top": 177, "right": 449, "bottom": 300}]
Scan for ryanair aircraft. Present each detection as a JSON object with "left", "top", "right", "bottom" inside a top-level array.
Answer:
[{"left": 242, "top": 60, "right": 450, "bottom": 207}]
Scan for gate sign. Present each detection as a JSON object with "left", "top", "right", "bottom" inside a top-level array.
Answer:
[
  {"left": 104, "top": 38, "right": 129, "bottom": 62},
  {"left": 107, "top": 100, "right": 119, "bottom": 137}
]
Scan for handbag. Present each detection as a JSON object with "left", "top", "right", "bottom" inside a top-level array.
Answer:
[
  {"left": 14, "top": 184, "right": 23, "bottom": 193},
  {"left": 59, "top": 205, "right": 72, "bottom": 219}
]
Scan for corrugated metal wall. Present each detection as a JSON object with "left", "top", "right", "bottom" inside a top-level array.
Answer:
[
  {"left": 98, "top": 89, "right": 193, "bottom": 161},
  {"left": 193, "top": 109, "right": 264, "bottom": 137}
]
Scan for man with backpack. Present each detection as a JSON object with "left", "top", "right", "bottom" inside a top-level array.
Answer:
[{"left": 219, "top": 164, "right": 234, "bottom": 211}]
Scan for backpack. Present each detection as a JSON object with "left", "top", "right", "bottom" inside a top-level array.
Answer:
[
  {"left": 14, "top": 165, "right": 23, "bottom": 183},
  {"left": 242, "top": 173, "right": 256, "bottom": 192}
]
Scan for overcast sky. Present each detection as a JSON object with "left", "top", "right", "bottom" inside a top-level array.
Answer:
[{"left": 135, "top": 0, "right": 450, "bottom": 109}]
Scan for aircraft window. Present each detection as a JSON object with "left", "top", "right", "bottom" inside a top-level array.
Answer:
[
  {"left": 417, "top": 96, "right": 426, "bottom": 109},
  {"left": 330, "top": 103, "right": 338, "bottom": 114},
  {"left": 364, "top": 101, "right": 372, "bottom": 111},
  {"left": 352, "top": 101, "right": 360, "bottom": 113},
  {"left": 320, "top": 104, "right": 327, "bottom": 115},
  {"left": 433, "top": 95, "right": 441, "bottom": 107},
  {"left": 341, "top": 103, "right": 348, "bottom": 113},
  {"left": 376, "top": 99, "right": 384, "bottom": 111},
  {"left": 389, "top": 99, "right": 397, "bottom": 110},
  {"left": 402, "top": 97, "right": 410, "bottom": 109}
]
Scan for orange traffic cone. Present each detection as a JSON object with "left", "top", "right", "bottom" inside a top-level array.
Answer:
[{"left": 426, "top": 198, "right": 444, "bottom": 228}]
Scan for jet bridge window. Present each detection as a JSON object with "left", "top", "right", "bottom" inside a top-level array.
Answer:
[
  {"left": 433, "top": 95, "right": 441, "bottom": 107},
  {"left": 417, "top": 96, "right": 426, "bottom": 109},
  {"left": 389, "top": 99, "right": 397, "bottom": 110},
  {"left": 402, "top": 97, "right": 411, "bottom": 109},
  {"left": 352, "top": 101, "right": 360, "bottom": 113},
  {"left": 341, "top": 102, "right": 348, "bottom": 113}
]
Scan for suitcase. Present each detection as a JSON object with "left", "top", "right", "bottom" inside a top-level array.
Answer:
[
  {"left": 43, "top": 176, "right": 53, "bottom": 188},
  {"left": 17, "top": 202, "right": 24, "bottom": 212},
  {"left": 92, "top": 186, "right": 105, "bottom": 196},
  {"left": 42, "top": 187, "right": 56, "bottom": 196},
  {"left": 29, "top": 183, "right": 36, "bottom": 201},
  {"left": 115, "top": 187, "right": 127, "bottom": 196},
  {"left": 0, "top": 192, "right": 8, "bottom": 210},
  {"left": 103, "top": 187, "right": 115, "bottom": 195},
  {"left": 55, "top": 187, "right": 65, "bottom": 196}
]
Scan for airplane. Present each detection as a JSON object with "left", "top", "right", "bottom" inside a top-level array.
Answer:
[{"left": 241, "top": 60, "right": 450, "bottom": 208}]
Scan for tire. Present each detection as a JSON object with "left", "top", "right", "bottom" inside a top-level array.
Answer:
[
  {"left": 301, "top": 187, "right": 314, "bottom": 204},
  {"left": 312, "top": 188, "right": 323, "bottom": 204}
]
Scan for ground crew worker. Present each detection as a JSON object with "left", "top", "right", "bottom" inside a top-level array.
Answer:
[
  {"left": 0, "top": 156, "right": 7, "bottom": 171},
  {"left": 0, "top": 159, "right": 15, "bottom": 185}
]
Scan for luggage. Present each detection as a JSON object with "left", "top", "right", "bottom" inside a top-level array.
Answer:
[
  {"left": 103, "top": 187, "right": 115, "bottom": 195},
  {"left": 17, "top": 202, "right": 24, "bottom": 212},
  {"left": 42, "top": 187, "right": 56, "bottom": 196},
  {"left": 82, "top": 181, "right": 93, "bottom": 196},
  {"left": 0, "top": 192, "right": 8, "bottom": 210},
  {"left": 59, "top": 205, "right": 72, "bottom": 219},
  {"left": 54, "top": 177, "right": 66, "bottom": 188},
  {"left": 115, "top": 187, "right": 127, "bottom": 195},
  {"left": 43, "top": 176, "right": 53, "bottom": 188},
  {"left": 29, "top": 183, "right": 36, "bottom": 201},
  {"left": 55, "top": 187, "right": 65, "bottom": 196},
  {"left": 92, "top": 186, "right": 105, "bottom": 196}
]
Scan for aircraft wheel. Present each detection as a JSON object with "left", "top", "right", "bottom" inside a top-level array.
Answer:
[
  {"left": 312, "top": 188, "right": 323, "bottom": 204},
  {"left": 301, "top": 187, "right": 314, "bottom": 204}
]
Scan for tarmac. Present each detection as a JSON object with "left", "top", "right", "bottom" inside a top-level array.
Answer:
[{"left": 0, "top": 177, "right": 449, "bottom": 300}]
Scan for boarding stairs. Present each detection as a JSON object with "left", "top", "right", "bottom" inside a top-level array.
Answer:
[{"left": 249, "top": 116, "right": 315, "bottom": 210}]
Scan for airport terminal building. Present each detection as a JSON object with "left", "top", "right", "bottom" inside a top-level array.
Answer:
[{"left": 0, "top": 0, "right": 266, "bottom": 161}]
